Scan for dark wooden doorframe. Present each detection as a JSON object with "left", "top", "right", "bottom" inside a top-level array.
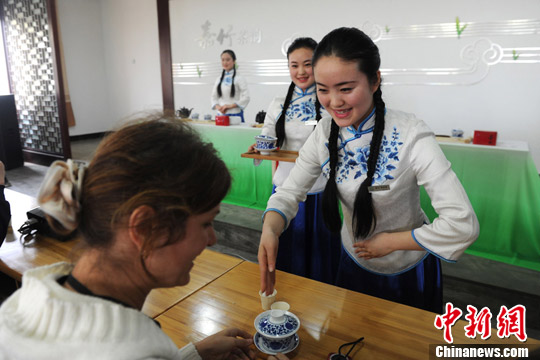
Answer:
[
  {"left": 157, "top": 0, "right": 174, "bottom": 115},
  {"left": 47, "top": 0, "right": 71, "bottom": 160},
  {"left": 0, "top": 0, "right": 72, "bottom": 164}
]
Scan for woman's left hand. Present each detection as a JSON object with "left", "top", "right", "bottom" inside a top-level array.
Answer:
[
  {"left": 354, "top": 231, "right": 421, "bottom": 259},
  {"left": 353, "top": 232, "right": 395, "bottom": 259},
  {"left": 195, "top": 328, "right": 255, "bottom": 360}
]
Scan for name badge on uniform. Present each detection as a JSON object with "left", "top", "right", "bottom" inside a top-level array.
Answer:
[
  {"left": 368, "top": 185, "right": 390, "bottom": 193},
  {"left": 304, "top": 120, "right": 317, "bottom": 126}
]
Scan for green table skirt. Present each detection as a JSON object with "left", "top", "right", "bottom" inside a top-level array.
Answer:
[
  {"left": 190, "top": 123, "right": 273, "bottom": 210},
  {"left": 192, "top": 123, "right": 540, "bottom": 272},
  {"left": 421, "top": 143, "right": 540, "bottom": 272}
]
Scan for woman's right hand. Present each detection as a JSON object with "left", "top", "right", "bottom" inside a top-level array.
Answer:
[
  {"left": 194, "top": 328, "right": 255, "bottom": 360},
  {"left": 258, "top": 211, "right": 284, "bottom": 295}
]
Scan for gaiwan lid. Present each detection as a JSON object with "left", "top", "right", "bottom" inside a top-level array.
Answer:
[{"left": 254, "top": 309, "right": 300, "bottom": 339}]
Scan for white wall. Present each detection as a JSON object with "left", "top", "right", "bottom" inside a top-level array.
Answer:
[
  {"left": 58, "top": 0, "right": 540, "bottom": 171},
  {"left": 169, "top": 0, "right": 540, "bottom": 170},
  {"left": 57, "top": 0, "right": 112, "bottom": 135},
  {"left": 57, "top": 0, "right": 162, "bottom": 135},
  {"left": 99, "top": 0, "right": 162, "bottom": 123}
]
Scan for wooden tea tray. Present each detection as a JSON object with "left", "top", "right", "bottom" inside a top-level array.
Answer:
[
  {"left": 436, "top": 135, "right": 472, "bottom": 144},
  {"left": 241, "top": 150, "right": 299, "bottom": 162}
]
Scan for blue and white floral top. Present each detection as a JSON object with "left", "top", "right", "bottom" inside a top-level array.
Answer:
[
  {"left": 261, "top": 84, "right": 328, "bottom": 193},
  {"left": 266, "top": 109, "right": 479, "bottom": 274},
  {"left": 211, "top": 70, "right": 250, "bottom": 117}
]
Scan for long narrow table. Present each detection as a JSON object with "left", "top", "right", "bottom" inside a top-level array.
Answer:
[
  {"left": 157, "top": 261, "right": 539, "bottom": 359},
  {"left": 0, "top": 189, "right": 244, "bottom": 318}
]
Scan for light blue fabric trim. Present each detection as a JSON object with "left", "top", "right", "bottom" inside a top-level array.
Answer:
[
  {"left": 340, "top": 129, "right": 374, "bottom": 147},
  {"left": 277, "top": 84, "right": 317, "bottom": 121},
  {"left": 343, "top": 243, "right": 430, "bottom": 276},
  {"left": 262, "top": 208, "right": 288, "bottom": 228},
  {"left": 294, "top": 84, "right": 316, "bottom": 96},
  {"left": 411, "top": 230, "right": 456, "bottom": 263},
  {"left": 346, "top": 107, "right": 376, "bottom": 135},
  {"left": 321, "top": 158, "right": 330, "bottom": 169}
]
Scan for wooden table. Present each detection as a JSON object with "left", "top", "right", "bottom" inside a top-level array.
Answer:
[
  {"left": 157, "top": 261, "right": 539, "bottom": 359},
  {"left": 0, "top": 189, "right": 244, "bottom": 318}
]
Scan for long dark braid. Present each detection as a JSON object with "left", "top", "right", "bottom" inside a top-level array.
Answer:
[
  {"left": 216, "top": 49, "right": 237, "bottom": 98},
  {"left": 321, "top": 120, "right": 342, "bottom": 232},
  {"left": 275, "top": 37, "right": 318, "bottom": 148},
  {"left": 217, "top": 70, "right": 225, "bottom": 97},
  {"left": 276, "top": 82, "right": 296, "bottom": 148},
  {"left": 315, "top": 27, "right": 384, "bottom": 237},
  {"left": 230, "top": 68, "right": 236, "bottom": 98},
  {"left": 352, "top": 88, "right": 385, "bottom": 237}
]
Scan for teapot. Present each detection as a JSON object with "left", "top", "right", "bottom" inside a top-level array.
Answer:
[
  {"left": 176, "top": 107, "right": 193, "bottom": 118},
  {"left": 255, "top": 110, "right": 266, "bottom": 124}
]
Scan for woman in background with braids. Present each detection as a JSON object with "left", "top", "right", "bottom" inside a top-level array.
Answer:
[
  {"left": 258, "top": 27, "right": 479, "bottom": 312},
  {"left": 211, "top": 49, "right": 250, "bottom": 123},
  {"left": 0, "top": 118, "right": 260, "bottom": 359},
  {"left": 250, "top": 37, "right": 340, "bottom": 285}
]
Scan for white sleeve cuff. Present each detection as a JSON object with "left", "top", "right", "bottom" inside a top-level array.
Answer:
[{"left": 178, "top": 342, "right": 202, "bottom": 360}]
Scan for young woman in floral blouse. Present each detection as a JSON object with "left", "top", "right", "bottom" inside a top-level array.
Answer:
[{"left": 258, "top": 28, "right": 479, "bottom": 313}]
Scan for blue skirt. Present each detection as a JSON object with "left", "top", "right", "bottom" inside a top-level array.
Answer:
[
  {"left": 335, "top": 248, "right": 443, "bottom": 313},
  {"left": 275, "top": 189, "right": 341, "bottom": 285}
]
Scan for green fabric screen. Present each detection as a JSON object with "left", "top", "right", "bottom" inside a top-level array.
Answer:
[
  {"left": 190, "top": 123, "right": 272, "bottom": 210},
  {"left": 421, "top": 143, "right": 540, "bottom": 272},
  {"left": 191, "top": 123, "right": 540, "bottom": 272}
]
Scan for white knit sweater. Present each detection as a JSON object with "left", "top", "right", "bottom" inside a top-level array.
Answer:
[
  {"left": 266, "top": 109, "right": 479, "bottom": 274},
  {"left": 0, "top": 262, "right": 201, "bottom": 360}
]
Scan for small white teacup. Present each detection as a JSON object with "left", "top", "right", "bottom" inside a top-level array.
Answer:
[
  {"left": 259, "top": 289, "right": 277, "bottom": 310},
  {"left": 271, "top": 301, "right": 290, "bottom": 312}
]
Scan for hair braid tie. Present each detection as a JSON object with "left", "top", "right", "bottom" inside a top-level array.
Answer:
[{"left": 38, "top": 159, "right": 86, "bottom": 231}]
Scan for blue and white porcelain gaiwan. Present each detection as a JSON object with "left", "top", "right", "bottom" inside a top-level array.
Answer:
[
  {"left": 253, "top": 309, "right": 300, "bottom": 355},
  {"left": 254, "top": 135, "right": 278, "bottom": 155}
]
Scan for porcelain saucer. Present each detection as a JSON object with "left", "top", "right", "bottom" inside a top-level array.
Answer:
[
  {"left": 254, "top": 332, "right": 299, "bottom": 355},
  {"left": 254, "top": 146, "right": 277, "bottom": 155}
]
